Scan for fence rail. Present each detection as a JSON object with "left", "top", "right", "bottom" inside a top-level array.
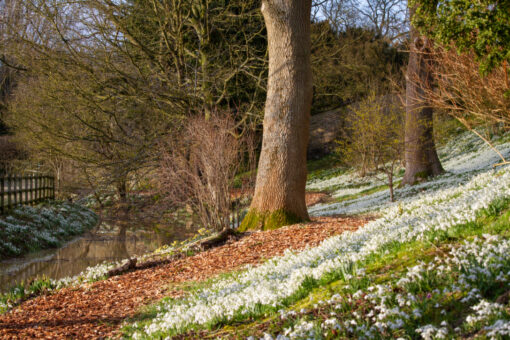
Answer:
[{"left": 0, "top": 174, "right": 55, "bottom": 214}]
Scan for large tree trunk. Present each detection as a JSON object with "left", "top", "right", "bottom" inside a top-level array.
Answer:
[
  {"left": 240, "top": 0, "right": 312, "bottom": 231},
  {"left": 401, "top": 15, "right": 444, "bottom": 186}
]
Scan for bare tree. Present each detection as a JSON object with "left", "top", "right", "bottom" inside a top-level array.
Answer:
[
  {"left": 358, "top": 0, "right": 409, "bottom": 43},
  {"left": 159, "top": 112, "right": 253, "bottom": 231},
  {"left": 315, "top": 0, "right": 360, "bottom": 32},
  {"left": 240, "top": 0, "right": 313, "bottom": 231}
]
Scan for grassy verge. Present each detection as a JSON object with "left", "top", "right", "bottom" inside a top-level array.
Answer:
[
  {"left": 307, "top": 154, "right": 345, "bottom": 183},
  {"left": 197, "top": 198, "right": 510, "bottom": 339},
  {"left": 121, "top": 197, "right": 510, "bottom": 339}
]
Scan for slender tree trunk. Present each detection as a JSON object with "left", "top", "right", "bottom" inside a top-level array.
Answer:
[
  {"left": 116, "top": 178, "right": 128, "bottom": 202},
  {"left": 240, "top": 0, "right": 312, "bottom": 231},
  {"left": 387, "top": 169, "right": 394, "bottom": 202},
  {"left": 401, "top": 12, "right": 444, "bottom": 186}
]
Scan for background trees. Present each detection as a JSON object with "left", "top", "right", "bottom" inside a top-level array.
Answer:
[
  {"left": 410, "top": 0, "right": 510, "bottom": 75},
  {"left": 311, "top": 24, "right": 406, "bottom": 113},
  {"left": 410, "top": 0, "right": 510, "bottom": 166},
  {"left": 1, "top": 0, "right": 267, "bottom": 198},
  {"left": 3, "top": 0, "right": 474, "bottom": 230}
]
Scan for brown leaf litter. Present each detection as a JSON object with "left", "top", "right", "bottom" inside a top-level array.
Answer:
[{"left": 0, "top": 216, "right": 370, "bottom": 339}]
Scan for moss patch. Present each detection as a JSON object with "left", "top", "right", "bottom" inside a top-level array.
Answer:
[{"left": 239, "top": 209, "right": 306, "bottom": 231}]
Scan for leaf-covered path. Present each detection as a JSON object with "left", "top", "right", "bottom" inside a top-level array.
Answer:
[{"left": 0, "top": 216, "right": 369, "bottom": 339}]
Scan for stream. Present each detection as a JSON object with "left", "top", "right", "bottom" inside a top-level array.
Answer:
[{"left": 0, "top": 216, "right": 200, "bottom": 292}]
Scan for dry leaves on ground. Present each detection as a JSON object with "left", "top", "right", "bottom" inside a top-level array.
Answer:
[{"left": 0, "top": 216, "right": 370, "bottom": 339}]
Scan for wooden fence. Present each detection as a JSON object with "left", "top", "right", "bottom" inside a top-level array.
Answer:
[{"left": 0, "top": 174, "right": 55, "bottom": 214}]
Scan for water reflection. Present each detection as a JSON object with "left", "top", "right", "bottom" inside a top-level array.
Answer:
[{"left": 0, "top": 214, "right": 199, "bottom": 292}]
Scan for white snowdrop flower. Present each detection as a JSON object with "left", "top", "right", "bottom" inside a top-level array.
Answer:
[
  {"left": 388, "top": 318, "right": 404, "bottom": 330},
  {"left": 484, "top": 319, "right": 510, "bottom": 338},
  {"left": 495, "top": 271, "right": 507, "bottom": 282},
  {"left": 322, "top": 318, "right": 338, "bottom": 328},
  {"left": 330, "top": 293, "right": 341, "bottom": 301},
  {"left": 416, "top": 325, "right": 440, "bottom": 340},
  {"left": 466, "top": 300, "right": 505, "bottom": 325},
  {"left": 132, "top": 163, "right": 510, "bottom": 337},
  {"left": 262, "top": 332, "right": 274, "bottom": 340},
  {"left": 436, "top": 327, "right": 448, "bottom": 339}
]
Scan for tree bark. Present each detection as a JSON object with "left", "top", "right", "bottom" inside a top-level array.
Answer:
[
  {"left": 240, "top": 0, "right": 312, "bottom": 231},
  {"left": 401, "top": 14, "right": 444, "bottom": 186}
]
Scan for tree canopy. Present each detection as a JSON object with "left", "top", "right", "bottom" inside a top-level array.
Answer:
[{"left": 410, "top": 0, "right": 510, "bottom": 74}]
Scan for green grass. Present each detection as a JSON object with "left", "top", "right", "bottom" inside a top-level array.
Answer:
[
  {"left": 307, "top": 154, "right": 346, "bottom": 182},
  {"left": 0, "top": 276, "right": 57, "bottom": 314},
  {"left": 137, "top": 197, "right": 510, "bottom": 339},
  {"left": 334, "top": 183, "right": 395, "bottom": 203}
]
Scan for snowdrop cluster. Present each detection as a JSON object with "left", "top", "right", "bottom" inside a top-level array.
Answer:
[
  {"left": 282, "top": 319, "right": 316, "bottom": 339},
  {"left": 484, "top": 319, "right": 510, "bottom": 338},
  {"left": 267, "top": 236, "right": 509, "bottom": 340},
  {"left": 415, "top": 324, "right": 448, "bottom": 340},
  {"left": 131, "top": 164, "right": 510, "bottom": 337},
  {"left": 466, "top": 300, "right": 506, "bottom": 325},
  {"left": 0, "top": 202, "right": 98, "bottom": 257},
  {"left": 308, "top": 131, "right": 510, "bottom": 216},
  {"left": 48, "top": 257, "right": 133, "bottom": 289}
]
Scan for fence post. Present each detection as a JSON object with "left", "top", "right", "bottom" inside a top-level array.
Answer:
[
  {"left": 14, "top": 175, "right": 18, "bottom": 207},
  {"left": 31, "top": 174, "right": 35, "bottom": 204},
  {"left": 36, "top": 176, "right": 40, "bottom": 203},
  {"left": 33, "top": 174, "right": 36, "bottom": 204},
  {"left": 51, "top": 176, "right": 55, "bottom": 200},
  {"left": 7, "top": 175, "right": 11, "bottom": 210},
  {"left": 24, "top": 176, "right": 28, "bottom": 204},
  {"left": 16, "top": 175, "right": 20, "bottom": 207},
  {"left": 0, "top": 176, "right": 4, "bottom": 214},
  {"left": 28, "top": 174, "right": 32, "bottom": 204}
]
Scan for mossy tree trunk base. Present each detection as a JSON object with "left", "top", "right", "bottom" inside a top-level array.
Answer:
[
  {"left": 239, "top": 209, "right": 307, "bottom": 232},
  {"left": 243, "top": 0, "right": 312, "bottom": 231}
]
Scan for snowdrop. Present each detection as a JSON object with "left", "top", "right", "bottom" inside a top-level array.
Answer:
[
  {"left": 465, "top": 300, "right": 505, "bottom": 325},
  {"left": 130, "top": 152, "right": 510, "bottom": 337},
  {"left": 485, "top": 319, "right": 510, "bottom": 338}
]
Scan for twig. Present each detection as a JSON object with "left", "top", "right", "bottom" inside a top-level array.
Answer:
[
  {"left": 493, "top": 161, "right": 510, "bottom": 168},
  {"left": 459, "top": 120, "right": 509, "bottom": 165}
]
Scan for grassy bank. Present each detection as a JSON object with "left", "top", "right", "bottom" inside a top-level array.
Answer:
[{"left": 0, "top": 202, "right": 98, "bottom": 259}]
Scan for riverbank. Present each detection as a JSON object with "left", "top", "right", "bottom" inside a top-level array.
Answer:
[{"left": 0, "top": 202, "right": 98, "bottom": 260}]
